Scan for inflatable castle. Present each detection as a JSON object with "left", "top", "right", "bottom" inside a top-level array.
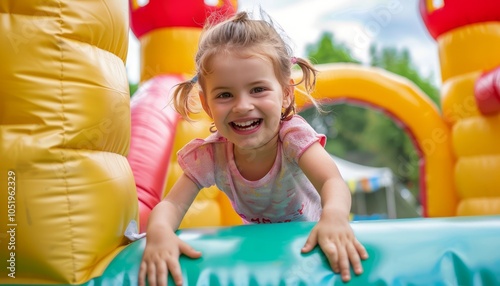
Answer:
[{"left": 0, "top": 0, "right": 499, "bottom": 285}]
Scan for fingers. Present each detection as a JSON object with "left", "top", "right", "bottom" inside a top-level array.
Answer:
[
  {"left": 346, "top": 242, "right": 363, "bottom": 276},
  {"left": 146, "top": 263, "right": 158, "bottom": 286},
  {"left": 322, "top": 242, "right": 352, "bottom": 282},
  {"left": 301, "top": 229, "right": 318, "bottom": 253},
  {"left": 348, "top": 239, "right": 368, "bottom": 277},
  {"left": 138, "top": 257, "right": 181, "bottom": 286},
  {"left": 179, "top": 242, "right": 202, "bottom": 259},
  {"left": 355, "top": 239, "right": 369, "bottom": 260},
  {"left": 321, "top": 242, "right": 340, "bottom": 273},
  {"left": 169, "top": 242, "right": 201, "bottom": 285},
  {"left": 319, "top": 238, "right": 368, "bottom": 282},
  {"left": 138, "top": 259, "right": 167, "bottom": 286},
  {"left": 168, "top": 259, "right": 183, "bottom": 286},
  {"left": 156, "top": 260, "right": 168, "bottom": 286},
  {"left": 337, "top": 246, "right": 352, "bottom": 282},
  {"left": 138, "top": 261, "right": 147, "bottom": 286},
  {"left": 136, "top": 241, "right": 200, "bottom": 286}
]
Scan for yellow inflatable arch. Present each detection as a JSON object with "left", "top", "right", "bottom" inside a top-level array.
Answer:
[{"left": 294, "top": 64, "right": 457, "bottom": 217}]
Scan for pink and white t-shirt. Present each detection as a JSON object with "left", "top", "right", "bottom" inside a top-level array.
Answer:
[{"left": 177, "top": 115, "right": 326, "bottom": 224}]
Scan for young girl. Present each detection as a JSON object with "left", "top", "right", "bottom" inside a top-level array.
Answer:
[{"left": 139, "top": 11, "right": 368, "bottom": 286}]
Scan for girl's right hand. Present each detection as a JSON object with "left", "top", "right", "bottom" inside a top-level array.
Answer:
[{"left": 138, "top": 229, "right": 202, "bottom": 286}]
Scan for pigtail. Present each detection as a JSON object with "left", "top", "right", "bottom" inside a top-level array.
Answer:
[
  {"left": 172, "top": 79, "right": 200, "bottom": 122},
  {"left": 293, "top": 57, "right": 318, "bottom": 95},
  {"left": 291, "top": 57, "right": 325, "bottom": 114}
]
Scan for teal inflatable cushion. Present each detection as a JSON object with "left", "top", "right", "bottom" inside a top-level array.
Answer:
[{"left": 20, "top": 216, "right": 500, "bottom": 285}]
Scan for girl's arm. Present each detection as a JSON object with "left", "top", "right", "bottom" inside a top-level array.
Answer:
[
  {"left": 139, "top": 173, "right": 201, "bottom": 286},
  {"left": 299, "top": 142, "right": 352, "bottom": 217},
  {"left": 147, "top": 173, "right": 201, "bottom": 232},
  {"left": 298, "top": 142, "right": 368, "bottom": 282}
]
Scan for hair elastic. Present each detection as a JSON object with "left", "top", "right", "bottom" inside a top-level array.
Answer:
[
  {"left": 291, "top": 57, "right": 297, "bottom": 64},
  {"left": 190, "top": 74, "right": 198, "bottom": 84}
]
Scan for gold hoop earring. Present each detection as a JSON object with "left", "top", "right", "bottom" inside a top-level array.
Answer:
[
  {"left": 281, "top": 105, "right": 295, "bottom": 121},
  {"left": 209, "top": 122, "right": 217, "bottom": 133},
  {"left": 281, "top": 106, "right": 289, "bottom": 121}
]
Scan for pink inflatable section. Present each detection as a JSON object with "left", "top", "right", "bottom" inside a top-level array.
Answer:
[{"left": 128, "top": 75, "right": 182, "bottom": 231}]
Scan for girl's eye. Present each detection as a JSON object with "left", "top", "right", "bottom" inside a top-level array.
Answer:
[
  {"left": 252, "top": 87, "right": 266, "bottom": 93},
  {"left": 217, "top": 92, "right": 232, "bottom": 99}
]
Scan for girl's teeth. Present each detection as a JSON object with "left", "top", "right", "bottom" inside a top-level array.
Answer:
[{"left": 233, "top": 119, "right": 260, "bottom": 130}]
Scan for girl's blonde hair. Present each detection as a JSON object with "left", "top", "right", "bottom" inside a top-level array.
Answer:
[{"left": 172, "top": 10, "right": 320, "bottom": 122}]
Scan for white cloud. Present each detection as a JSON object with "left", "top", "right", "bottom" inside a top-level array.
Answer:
[{"left": 238, "top": 0, "right": 355, "bottom": 57}]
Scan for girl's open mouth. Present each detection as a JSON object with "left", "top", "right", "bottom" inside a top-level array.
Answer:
[{"left": 230, "top": 119, "right": 262, "bottom": 131}]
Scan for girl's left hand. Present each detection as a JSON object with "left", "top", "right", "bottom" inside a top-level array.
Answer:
[{"left": 301, "top": 216, "right": 368, "bottom": 282}]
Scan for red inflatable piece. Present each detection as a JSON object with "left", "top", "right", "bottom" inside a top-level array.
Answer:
[
  {"left": 475, "top": 67, "right": 500, "bottom": 115},
  {"left": 129, "top": 0, "right": 236, "bottom": 38},
  {"left": 419, "top": 0, "right": 500, "bottom": 39}
]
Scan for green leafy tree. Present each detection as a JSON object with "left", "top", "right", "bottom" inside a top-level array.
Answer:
[{"left": 306, "top": 32, "right": 360, "bottom": 64}]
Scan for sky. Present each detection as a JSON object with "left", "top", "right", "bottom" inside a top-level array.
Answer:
[{"left": 126, "top": 0, "right": 441, "bottom": 86}]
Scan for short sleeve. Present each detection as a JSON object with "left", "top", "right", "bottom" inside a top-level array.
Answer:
[
  {"left": 279, "top": 115, "right": 327, "bottom": 163},
  {"left": 177, "top": 139, "right": 216, "bottom": 189}
]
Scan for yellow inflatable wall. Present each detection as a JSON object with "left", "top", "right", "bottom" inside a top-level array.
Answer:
[
  {"left": 438, "top": 22, "right": 500, "bottom": 216},
  {"left": 0, "top": 0, "right": 138, "bottom": 284}
]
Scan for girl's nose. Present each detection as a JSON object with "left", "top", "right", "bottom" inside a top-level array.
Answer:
[{"left": 232, "top": 96, "right": 254, "bottom": 113}]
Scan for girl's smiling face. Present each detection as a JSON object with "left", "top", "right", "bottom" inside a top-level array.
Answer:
[{"left": 199, "top": 52, "right": 293, "bottom": 153}]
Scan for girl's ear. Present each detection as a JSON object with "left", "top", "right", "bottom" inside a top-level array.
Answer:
[
  {"left": 199, "top": 91, "right": 213, "bottom": 118},
  {"left": 282, "top": 78, "right": 295, "bottom": 108}
]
